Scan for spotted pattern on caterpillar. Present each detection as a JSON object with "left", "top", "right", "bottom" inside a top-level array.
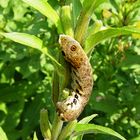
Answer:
[{"left": 57, "top": 35, "right": 93, "bottom": 121}]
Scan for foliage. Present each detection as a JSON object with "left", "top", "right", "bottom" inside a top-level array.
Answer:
[{"left": 0, "top": 0, "right": 140, "bottom": 140}]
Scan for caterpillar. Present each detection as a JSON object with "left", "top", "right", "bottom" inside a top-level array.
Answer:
[{"left": 57, "top": 35, "right": 93, "bottom": 121}]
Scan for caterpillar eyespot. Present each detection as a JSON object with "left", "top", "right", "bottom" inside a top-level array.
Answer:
[
  {"left": 57, "top": 34, "right": 93, "bottom": 121},
  {"left": 70, "top": 45, "right": 77, "bottom": 51}
]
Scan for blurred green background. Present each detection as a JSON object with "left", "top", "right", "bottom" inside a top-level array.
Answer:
[{"left": 0, "top": 0, "right": 140, "bottom": 140}]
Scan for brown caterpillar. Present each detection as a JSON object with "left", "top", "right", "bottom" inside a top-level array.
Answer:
[{"left": 57, "top": 35, "right": 93, "bottom": 121}]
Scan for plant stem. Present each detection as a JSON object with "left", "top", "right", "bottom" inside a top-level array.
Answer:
[
  {"left": 51, "top": 115, "right": 63, "bottom": 140},
  {"left": 74, "top": 11, "right": 90, "bottom": 45},
  {"left": 58, "top": 120, "right": 77, "bottom": 140}
]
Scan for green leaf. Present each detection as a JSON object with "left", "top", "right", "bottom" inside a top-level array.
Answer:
[
  {"left": 58, "top": 120, "right": 77, "bottom": 140},
  {"left": 12, "top": 0, "right": 28, "bottom": 21},
  {"left": 0, "top": 0, "right": 9, "bottom": 8},
  {"left": 72, "top": 0, "right": 82, "bottom": 28},
  {"left": 131, "top": 135, "right": 140, "bottom": 140},
  {"left": 22, "top": 0, "right": 62, "bottom": 32},
  {"left": 21, "top": 94, "right": 45, "bottom": 139},
  {"left": 72, "top": 124, "right": 126, "bottom": 140},
  {"left": 51, "top": 116, "right": 63, "bottom": 140},
  {"left": 52, "top": 71, "right": 60, "bottom": 105},
  {"left": 33, "top": 132, "right": 38, "bottom": 140},
  {"left": 78, "top": 114, "right": 98, "bottom": 124},
  {"left": 0, "top": 32, "right": 64, "bottom": 75},
  {"left": 87, "top": 20, "right": 103, "bottom": 38},
  {"left": 60, "top": 6, "right": 74, "bottom": 37},
  {"left": 109, "top": 0, "right": 120, "bottom": 12},
  {"left": 40, "top": 109, "right": 51, "bottom": 139},
  {"left": 85, "top": 27, "right": 140, "bottom": 54},
  {"left": 121, "top": 53, "right": 140, "bottom": 69},
  {"left": 73, "top": 114, "right": 98, "bottom": 140},
  {"left": 0, "top": 32, "right": 43, "bottom": 50},
  {"left": 3, "top": 99, "right": 24, "bottom": 132},
  {"left": 74, "top": 0, "right": 107, "bottom": 44},
  {"left": 0, "top": 82, "right": 39, "bottom": 102},
  {"left": 82, "top": 0, "right": 107, "bottom": 12},
  {"left": 0, "top": 102, "right": 7, "bottom": 115},
  {"left": 0, "top": 127, "right": 8, "bottom": 140}
]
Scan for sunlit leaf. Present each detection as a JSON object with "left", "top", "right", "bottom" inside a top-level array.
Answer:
[
  {"left": 40, "top": 109, "right": 51, "bottom": 139},
  {"left": 132, "top": 21, "right": 140, "bottom": 39},
  {"left": 73, "top": 114, "right": 98, "bottom": 140},
  {"left": 72, "top": 0, "right": 82, "bottom": 28},
  {"left": 0, "top": 127, "right": 8, "bottom": 140},
  {"left": 0, "top": 32, "right": 64, "bottom": 74},
  {"left": 82, "top": 0, "right": 107, "bottom": 12},
  {"left": 60, "top": 6, "right": 74, "bottom": 37},
  {"left": 0, "top": 32, "right": 43, "bottom": 50},
  {"left": 85, "top": 27, "right": 140, "bottom": 54},
  {"left": 51, "top": 116, "right": 63, "bottom": 140},
  {"left": 75, "top": 0, "right": 107, "bottom": 44},
  {"left": 22, "top": 0, "right": 62, "bottom": 32},
  {"left": 58, "top": 120, "right": 77, "bottom": 140},
  {"left": 33, "top": 132, "right": 38, "bottom": 140},
  {"left": 72, "top": 124, "right": 126, "bottom": 140},
  {"left": 131, "top": 135, "right": 140, "bottom": 140},
  {"left": 78, "top": 114, "right": 98, "bottom": 124},
  {"left": 0, "top": 0, "right": 9, "bottom": 8},
  {"left": 0, "top": 102, "right": 7, "bottom": 115}
]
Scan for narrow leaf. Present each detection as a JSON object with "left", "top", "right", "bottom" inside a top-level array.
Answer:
[
  {"left": 40, "top": 109, "right": 51, "bottom": 139},
  {"left": 33, "top": 132, "right": 38, "bottom": 140},
  {"left": 60, "top": 6, "right": 74, "bottom": 37},
  {"left": 78, "top": 114, "right": 98, "bottom": 124},
  {"left": 58, "top": 120, "right": 77, "bottom": 140},
  {"left": 0, "top": 32, "right": 64, "bottom": 75},
  {"left": 51, "top": 116, "right": 63, "bottom": 140},
  {"left": 85, "top": 27, "right": 140, "bottom": 54},
  {"left": 73, "top": 114, "right": 98, "bottom": 140},
  {"left": 0, "top": 32, "right": 43, "bottom": 50},
  {"left": 52, "top": 71, "right": 60, "bottom": 105},
  {"left": 86, "top": 20, "right": 103, "bottom": 39},
  {"left": 72, "top": 0, "right": 82, "bottom": 28},
  {"left": 22, "top": 0, "right": 61, "bottom": 30},
  {"left": 131, "top": 136, "right": 140, "bottom": 140},
  {"left": 0, "top": 127, "right": 8, "bottom": 140},
  {"left": 83, "top": 0, "right": 107, "bottom": 12},
  {"left": 72, "top": 124, "right": 126, "bottom": 140},
  {"left": 74, "top": 0, "right": 107, "bottom": 44}
]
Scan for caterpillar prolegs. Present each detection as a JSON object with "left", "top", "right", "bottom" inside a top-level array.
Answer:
[{"left": 56, "top": 35, "right": 93, "bottom": 121}]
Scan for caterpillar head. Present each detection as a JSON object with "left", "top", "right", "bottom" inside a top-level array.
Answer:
[{"left": 59, "top": 35, "right": 85, "bottom": 68}]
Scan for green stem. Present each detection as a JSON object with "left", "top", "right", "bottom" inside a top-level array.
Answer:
[
  {"left": 52, "top": 71, "right": 60, "bottom": 106},
  {"left": 60, "top": 6, "right": 74, "bottom": 37},
  {"left": 58, "top": 120, "right": 77, "bottom": 140},
  {"left": 74, "top": 11, "right": 90, "bottom": 45},
  {"left": 51, "top": 115, "right": 63, "bottom": 140}
]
